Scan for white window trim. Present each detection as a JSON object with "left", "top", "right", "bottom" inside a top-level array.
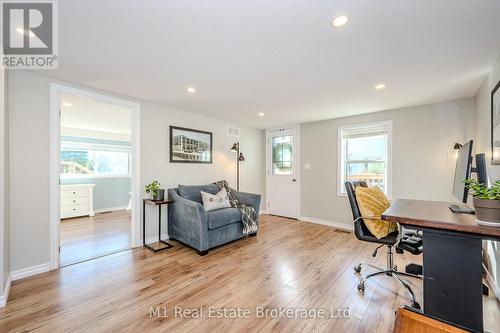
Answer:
[{"left": 337, "top": 120, "right": 393, "bottom": 198}]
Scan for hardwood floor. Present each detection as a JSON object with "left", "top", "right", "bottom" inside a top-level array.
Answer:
[
  {"left": 1, "top": 215, "right": 498, "bottom": 332},
  {"left": 60, "top": 210, "right": 131, "bottom": 266}
]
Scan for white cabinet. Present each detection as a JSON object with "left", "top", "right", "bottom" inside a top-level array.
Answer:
[{"left": 60, "top": 184, "right": 96, "bottom": 219}]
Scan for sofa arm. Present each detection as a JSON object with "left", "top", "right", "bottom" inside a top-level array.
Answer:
[
  {"left": 231, "top": 189, "right": 261, "bottom": 216},
  {"left": 168, "top": 189, "right": 209, "bottom": 251}
]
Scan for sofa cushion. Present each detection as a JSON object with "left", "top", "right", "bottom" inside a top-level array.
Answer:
[
  {"left": 178, "top": 184, "right": 220, "bottom": 204},
  {"left": 207, "top": 208, "right": 241, "bottom": 230}
]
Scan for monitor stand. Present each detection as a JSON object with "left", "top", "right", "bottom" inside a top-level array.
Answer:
[{"left": 449, "top": 203, "right": 475, "bottom": 214}]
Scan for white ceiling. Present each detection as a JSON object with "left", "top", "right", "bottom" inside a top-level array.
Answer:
[
  {"left": 60, "top": 94, "right": 131, "bottom": 135},
  {"left": 44, "top": 0, "right": 500, "bottom": 128}
]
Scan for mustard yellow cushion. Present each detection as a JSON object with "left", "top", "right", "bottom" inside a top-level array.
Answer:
[{"left": 355, "top": 186, "right": 398, "bottom": 239}]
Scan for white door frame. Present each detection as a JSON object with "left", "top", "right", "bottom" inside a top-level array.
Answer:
[
  {"left": 49, "top": 83, "right": 141, "bottom": 269},
  {"left": 265, "top": 125, "right": 301, "bottom": 218}
]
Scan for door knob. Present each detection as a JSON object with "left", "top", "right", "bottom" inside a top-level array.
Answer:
[{"left": 292, "top": 178, "right": 297, "bottom": 182}]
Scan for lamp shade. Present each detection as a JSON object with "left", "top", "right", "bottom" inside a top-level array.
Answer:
[
  {"left": 230, "top": 142, "right": 238, "bottom": 152},
  {"left": 238, "top": 153, "right": 245, "bottom": 161}
]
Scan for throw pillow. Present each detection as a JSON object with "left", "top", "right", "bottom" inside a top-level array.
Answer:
[
  {"left": 201, "top": 188, "right": 231, "bottom": 212},
  {"left": 355, "top": 186, "right": 398, "bottom": 239}
]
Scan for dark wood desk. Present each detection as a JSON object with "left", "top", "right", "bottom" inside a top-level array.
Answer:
[{"left": 382, "top": 199, "right": 500, "bottom": 333}]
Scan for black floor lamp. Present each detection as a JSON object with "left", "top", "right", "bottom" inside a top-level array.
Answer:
[{"left": 230, "top": 142, "right": 245, "bottom": 190}]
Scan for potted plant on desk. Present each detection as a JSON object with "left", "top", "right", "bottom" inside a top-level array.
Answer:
[
  {"left": 145, "top": 180, "right": 165, "bottom": 201},
  {"left": 465, "top": 179, "right": 500, "bottom": 227}
]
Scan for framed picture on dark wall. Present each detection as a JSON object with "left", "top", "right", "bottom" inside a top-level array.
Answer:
[
  {"left": 492, "top": 79, "right": 500, "bottom": 164},
  {"left": 169, "top": 126, "right": 213, "bottom": 163}
]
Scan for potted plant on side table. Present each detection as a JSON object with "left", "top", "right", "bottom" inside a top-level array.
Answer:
[
  {"left": 145, "top": 180, "right": 165, "bottom": 201},
  {"left": 465, "top": 179, "right": 500, "bottom": 227}
]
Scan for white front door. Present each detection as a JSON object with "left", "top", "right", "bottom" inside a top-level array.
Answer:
[{"left": 267, "top": 127, "right": 299, "bottom": 218}]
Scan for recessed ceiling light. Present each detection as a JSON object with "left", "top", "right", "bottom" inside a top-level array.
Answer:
[
  {"left": 61, "top": 102, "right": 72, "bottom": 107},
  {"left": 187, "top": 87, "right": 196, "bottom": 94},
  {"left": 258, "top": 112, "right": 265, "bottom": 117},
  {"left": 16, "top": 27, "right": 34, "bottom": 37},
  {"left": 374, "top": 83, "right": 386, "bottom": 90},
  {"left": 332, "top": 14, "right": 349, "bottom": 28}
]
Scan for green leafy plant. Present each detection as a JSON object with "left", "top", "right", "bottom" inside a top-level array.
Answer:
[
  {"left": 464, "top": 179, "right": 500, "bottom": 200},
  {"left": 145, "top": 180, "right": 161, "bottom": 197}
]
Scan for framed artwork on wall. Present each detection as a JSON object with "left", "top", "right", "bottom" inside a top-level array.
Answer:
[
  {"left": 492, "top": 79, "right": 500, "bottom": 164},
  {"left": 169, "top": 126, "right": 213, "bottom": 164}
]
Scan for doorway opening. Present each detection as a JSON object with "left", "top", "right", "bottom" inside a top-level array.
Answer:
[{"left": 50, "top": 84, "right": 141, "bottom": 268}]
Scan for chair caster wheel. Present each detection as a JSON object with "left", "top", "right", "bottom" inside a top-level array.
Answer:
[
  {"left": 411, "top": 301, "right": 421, "bottom": 310},
  {"left": 357, "top": 283, "right": 365, "bottom": 292},
  {"left": 354, "top": 265, "right": 361, "bottom": 274}
]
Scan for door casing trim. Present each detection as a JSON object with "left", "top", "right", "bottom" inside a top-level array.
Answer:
[{"left": 49, "top": 83, "right": 141, "bottom": 269}]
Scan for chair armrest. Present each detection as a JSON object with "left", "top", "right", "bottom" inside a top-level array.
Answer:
[
  {"left": 168, "top": 189, "right": 209, "bottom": 251},
  {"left": 231, "top": 189, "right": 261, "bottom": 215},
  {"left": 169, "top": 189, "right": 205, "bottom": 213}
]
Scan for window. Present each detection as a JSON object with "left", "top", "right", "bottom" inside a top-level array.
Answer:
[
  {"left": 338, "top": 121, "right": 392, "bottom": 196},
  {"left": 61, "top": 141, "right": 131, "bottom": 178},
  {"left": 272, "top": 135, "right": 293, "bottom": 175}
]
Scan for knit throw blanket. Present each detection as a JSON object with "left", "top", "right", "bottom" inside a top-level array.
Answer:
[{"left": 214, "top": 180, "right": 258, "bottom": 235}]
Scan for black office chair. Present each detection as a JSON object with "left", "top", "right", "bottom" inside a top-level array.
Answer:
[{"left": 345, "top": 181, "right": 421, "bottom": 309}]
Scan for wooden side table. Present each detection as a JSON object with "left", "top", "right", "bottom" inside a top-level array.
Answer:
[{"left": 143, "top": 199, "right": 174, "bottom": 252}]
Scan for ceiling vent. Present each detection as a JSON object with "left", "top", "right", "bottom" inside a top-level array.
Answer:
[{"left": 227, "top": 126, "right": 240, "bottom": 137}]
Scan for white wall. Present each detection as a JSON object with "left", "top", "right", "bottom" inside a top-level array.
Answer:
[
  {"left": 3, "top": 69, "right": 10, "bottom": 294},
  {"left": 1, "top": 67, "right": 11, "bottom": 306},
  {"left": 140, "top": 101, "right": 265, "bottom": 237},
  {"left": 475, "top": 53, "right": 500, "bottom": 298},
  {"left": 300, "top": 98, "right": 475, "bottom": 228},
  {"left": 0, "top": 66, "right": 9, "bottom": 301},
  {"left": 0, "top": 67, "right": 4, "bottom": 294},
  {"left": 9, "top": 72, "right": 51, "bottom": 271},
  {"left": 8, "top": 70, "right": 266, "bottom": 272}
]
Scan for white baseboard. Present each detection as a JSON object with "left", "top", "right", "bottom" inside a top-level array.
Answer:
[
  {"left": 11, "top": 263, "right": 50, "bottom": 281},
  {"left": 94, "top": 206, "right": 128, "bottom": 214},
  {"left": 299, "top": 216, "right": 354, "bottom": 232},
  {"left": 0, "top": 273, "right": 12, "bottom": 307},
  {"left": 483, "top": 263, "right": 500, "bottom": 302},
  {"left": 260, "top": 210, "right": 268, "bottom": 215}
]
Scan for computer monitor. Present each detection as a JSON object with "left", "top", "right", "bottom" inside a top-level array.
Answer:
[
  {"left": 450, "top": 142, "right": 489, "bottom": 214},
  {"left": 452, "top": 140, "right": 473, "bottom": 203},
  {"left": 474, "top": 153, "right": 487, "bottom": 185}
]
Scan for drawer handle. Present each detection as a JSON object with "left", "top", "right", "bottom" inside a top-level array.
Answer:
[
  {"left": 73, "top": 208, "right": 76, "bottom": 211},
  {"left": 73, "top": 200, "right": 76, "bottom": 203},
  {"left": 72, "top": 192, "right": 76, "bottom": 194}
]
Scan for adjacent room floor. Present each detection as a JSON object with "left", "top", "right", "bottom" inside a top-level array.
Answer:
[
  {"left": 60, "top": 210, "right": 131, "bottom": 266},
  {"left": 2, "top": 215, "right": 498, "bottom": 332}
]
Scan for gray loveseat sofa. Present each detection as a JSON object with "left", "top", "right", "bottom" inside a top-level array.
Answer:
[{"left": 168, "top": 184, "right": 261, "bottom": 255}]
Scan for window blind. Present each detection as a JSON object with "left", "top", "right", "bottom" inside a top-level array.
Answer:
[{"left": 341, "top": 123, "right": 389, "bottom": 139}]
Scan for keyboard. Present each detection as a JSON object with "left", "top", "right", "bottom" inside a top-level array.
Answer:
[{"left": 449, "top": 204, "right": 475, "bottom": 214}]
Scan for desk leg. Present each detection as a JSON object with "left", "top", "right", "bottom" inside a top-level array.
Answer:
[{"left": 423, "top": 230, "right": 483, "bottom": 332}]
